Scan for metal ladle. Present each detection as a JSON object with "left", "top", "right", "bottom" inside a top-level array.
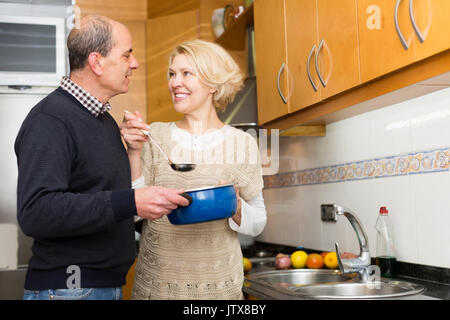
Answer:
[{"left": 140, "top": 129, "right": 195, "bottom": 172}]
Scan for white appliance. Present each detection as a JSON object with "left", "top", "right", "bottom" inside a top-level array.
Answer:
[
  {"left": 0, "top": 86, "right": 55, "bottom": 267},
  {"left": 0, "top": 0, "right": 73, "bottom": 86},
  {"left": 0, "top": 0, "right": 73, "bottom": 299}
]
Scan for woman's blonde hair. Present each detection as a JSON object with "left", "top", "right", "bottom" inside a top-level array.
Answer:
[{"left": 168, "top": 39, "right": 244, "bottom": 112}]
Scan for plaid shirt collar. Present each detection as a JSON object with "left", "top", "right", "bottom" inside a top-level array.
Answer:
[{"left": 60, "top": 76, "right": 111, "bottom": 117}]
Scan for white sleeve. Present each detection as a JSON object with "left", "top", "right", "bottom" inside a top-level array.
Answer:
[
  {"left": 132, "top": 175, "right": 146, "bottom": 189},
  {"left": 228, "top": 191, "right": 267, "bottom": 237}
]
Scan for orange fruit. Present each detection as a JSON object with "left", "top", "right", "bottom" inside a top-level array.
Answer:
[
  {"left": 306, "top": 253, "right": 324, "bottom": 269},
  {"left": 324, "top": 252, "right": 339, "bottom": 269},
  {"left": 290, "top": 251, "right": 308, "bottom": 268},
  {"left": 243, "top": 257, "right": 252, "bottom": 273}
]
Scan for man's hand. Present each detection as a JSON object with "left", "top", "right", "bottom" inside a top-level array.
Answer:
[
  {"left": 135, "top": 186, "right": 190, "bottom": 220},
  {"left": 120, "top": 110, "right": 149, "bottom": 153}
]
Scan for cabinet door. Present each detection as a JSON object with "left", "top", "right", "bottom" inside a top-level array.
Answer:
[
  {"left": 357, "top": 0, "right": 416, "bottom": 82},
  {"left": 254, "top": 0, "right": 289, "bottom": 124},
  {"left": 316, "top": 0, "right": 361, "bottom": 99},
  {"left": 413, "top": 0, "right": 450, "bottom": 60},
  {"left": 285, "top": 0, "right": 321, "bottom": 113}
]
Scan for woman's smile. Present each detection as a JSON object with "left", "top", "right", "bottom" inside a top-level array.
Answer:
[{"left": 174, "top": 92, "right": 191, "bottom": 102}]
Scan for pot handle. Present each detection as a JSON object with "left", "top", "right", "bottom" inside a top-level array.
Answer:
[{"left": 180, "top": 193, "right": 193, "bottom": 206}]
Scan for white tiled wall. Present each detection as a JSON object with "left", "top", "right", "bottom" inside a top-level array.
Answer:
[{"left": 259, "top": 87, "right": 450, "bottom": 268}]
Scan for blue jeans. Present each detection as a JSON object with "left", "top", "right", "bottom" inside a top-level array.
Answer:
[{"left": 23, "top": 287, "right": 123, "bottom": 300}]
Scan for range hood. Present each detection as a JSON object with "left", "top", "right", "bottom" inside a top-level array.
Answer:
[{"left": 219, "top": 76, "right": 259, "bottom": 130}]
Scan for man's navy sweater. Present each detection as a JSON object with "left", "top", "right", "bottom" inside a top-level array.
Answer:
[{"left": 14, "top": 87, "right": 137, "bottom": 290}]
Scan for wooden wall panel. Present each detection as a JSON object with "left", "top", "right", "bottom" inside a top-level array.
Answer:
[
  {"left": 76, "top": 1, "right": 148, "bottom": 126},
  {"left": 76, "top": 0, "right": 147, "bottom": 21},
  {"left": 109, "top": 20, "right": 147, "bottom": 124},
  {"left": 146, "top": 10, "right": 200, "bottom": 122},
  {"left": 147, "top": 0, "right": 200, "bottom": 19}
]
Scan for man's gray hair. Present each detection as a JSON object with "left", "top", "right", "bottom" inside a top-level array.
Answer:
[{"left": 67, "top": 15, "right": 114, "bottom": 71}]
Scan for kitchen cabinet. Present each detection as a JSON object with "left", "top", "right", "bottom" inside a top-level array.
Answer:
[
  {"left": 412, "top": 0, "right": 450, "bottom": 60},
  {"left": 314, "top": 0, "right": 360, "bottom": 100},
  {"left": 254, "top": 0, "right": 449, "bottom": 132},
  {"left": 357, "top": 0, "right": 450, "bottom": 83},
  {"left": 284, "top": 0, "right": 321, "bottom": 115},
  {"left": 287, "top": 0, "right": 360, "bottom": 113},
  {"left": 253, "top": 0, "right": 289, "bottom": 124},
  {"left": 357, "top": 0, "right": 415, "bottom": 82},
  {"left": 254, "top": 0, "right": 360, "bottom": 124}
]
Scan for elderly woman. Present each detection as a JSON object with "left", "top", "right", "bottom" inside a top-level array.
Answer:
[{"left": 121, "top": 39, "right": 266, "bottom": 299}]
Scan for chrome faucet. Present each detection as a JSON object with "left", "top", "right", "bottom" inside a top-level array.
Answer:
[{"left": 321, "top": 204, "right": 372, "bottom": 282}]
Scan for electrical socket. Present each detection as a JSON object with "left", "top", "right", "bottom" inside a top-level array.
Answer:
[{"left": 321, "top": 204, "right": 337, "bottom": 222}]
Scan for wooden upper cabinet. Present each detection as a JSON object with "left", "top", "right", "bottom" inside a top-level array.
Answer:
[
  {"left": 357, "top": 0, "right": 450, "bottom": 83},
  {"left": 256, "top": 0, "right": 361, "bottom": 120},
  {"left": 413, "top": 0, "right": 450, "bottom": 60},
  {"left": 316, "top": 0, "right": 360, "bottom": 99},
  {"left": 254, "top": 0, "right": 289, "bottom": 124},
  {"left": 357, "top": 0, "right": 416, "bottom": 83},
  {"left": 285, "top": 0, "right": 321, "bottom": 113}
]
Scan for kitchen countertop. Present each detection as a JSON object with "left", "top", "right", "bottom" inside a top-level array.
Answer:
[{"left": 242, "top": 242, "right": 450, "bottom": 300}]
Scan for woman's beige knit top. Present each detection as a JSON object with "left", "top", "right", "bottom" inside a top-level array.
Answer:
[{"left": 132, "top": 122, "right": 264, "bottom": 300}]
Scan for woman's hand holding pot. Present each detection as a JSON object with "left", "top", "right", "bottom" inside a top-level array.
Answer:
[{"left": 218, "top": 180, "right": 242, "bottom": 226}]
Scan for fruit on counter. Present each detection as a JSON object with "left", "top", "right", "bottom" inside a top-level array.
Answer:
[
  {"left": 290, "top": 250, "right": 308, "bottom": 269},
  {"left": 323, "top": 252, "right": 339, "bottom": 269},
  {"left": 275, "top": 253, "right": 292, "bottom": 270},
  {"left": 305, "top": 253, "right": 324, "bottom": 269},
  {"left": 276, "top": 253, "right": 289, "bottom": 258},
  {"left": 278, "top": 282, "right": 291, "bottom": 288},
  {"left": 320, "top": 252, "right": 328, "bottom": 258},
  {"left": 340, "top": 252, "right": 358, "bottom": 259},
  {"left": 243, "top": 257, "right": 252, "bottom": 273}
]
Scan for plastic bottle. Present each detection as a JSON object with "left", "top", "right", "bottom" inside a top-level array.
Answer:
[{"left": 375, "top": 206, "right": 397, "bottom": 277}]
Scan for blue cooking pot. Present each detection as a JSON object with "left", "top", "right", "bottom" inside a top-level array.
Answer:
[{"left": 168, "top": 184, "right": 237, "bottom": 225}]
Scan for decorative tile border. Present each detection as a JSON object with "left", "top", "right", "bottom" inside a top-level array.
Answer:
[{"left": 263, "top": 147, "right": 450, "bottom": 189}]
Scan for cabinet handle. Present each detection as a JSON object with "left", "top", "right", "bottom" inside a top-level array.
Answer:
[
  {"left": 307, "top": 44, "right": 318, "bottom": 92},
  {"left": 409, "top": 0, "right": 425, "bottom": 42},
  {"left": 315, "top": 39, "right": 326, "bottom": 88},
  {"left": 395, "top": 0, "right": 409, "bottom": 50},
  {"left": 277, "top": 62, "right": 287, "bottom": 104}
]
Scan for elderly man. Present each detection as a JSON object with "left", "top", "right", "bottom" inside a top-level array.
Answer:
[{"left": 15, "top": 15, "right": 188, "bottom": 300}]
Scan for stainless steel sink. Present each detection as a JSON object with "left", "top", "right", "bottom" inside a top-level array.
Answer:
[
  {"left": 292, "top": 280, "right": 425, "bottom": 299},
  {"left": 246, "top": 269, "right": 353, "bottom": 291},
  {"left": 244, "top": 268, "right": 426, "bottom": 299}
]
